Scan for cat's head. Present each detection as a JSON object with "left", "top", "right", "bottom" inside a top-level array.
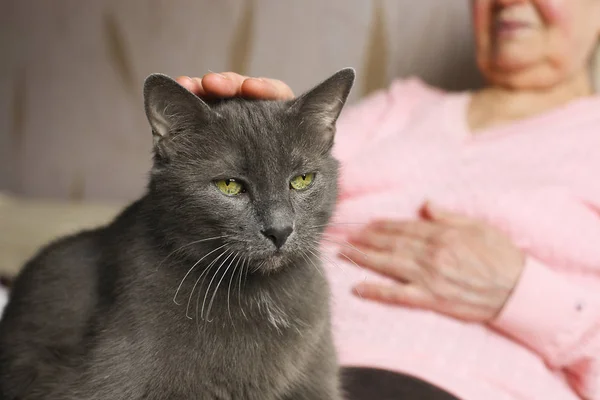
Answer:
[{"left": 143, "top": 69, "right": 355, "bottom": 271}]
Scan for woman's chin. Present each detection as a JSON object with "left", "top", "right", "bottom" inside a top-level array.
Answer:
[
  {"left": 493, "top": 48, "right": 541, "bottom": 70},
  {"left": 480, "top": 57, "right": 563, "bottom": 89}
]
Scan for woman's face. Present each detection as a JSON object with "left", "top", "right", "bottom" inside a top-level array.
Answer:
[{"left": 473, "top": 0, "right": 600, "bottom": 89}]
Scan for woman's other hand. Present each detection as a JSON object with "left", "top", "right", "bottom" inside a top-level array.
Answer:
[
  {"left": 176, "top": 72, "right": 294, "bottom": 100},
  {"left": 342, "top": 203, "right": 526, "bottom": 323}
]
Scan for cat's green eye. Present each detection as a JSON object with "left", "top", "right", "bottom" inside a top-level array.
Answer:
[
  {"left": 290, "top": 173, "right": 316, "bottom": 191},
  {"left": 215, "top": 179, "right": 245, "bottom": 196}
]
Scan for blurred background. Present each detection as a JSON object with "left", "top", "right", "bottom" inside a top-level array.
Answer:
[{"left": 0, "top": 0, "right": 482, "bottom": 277}]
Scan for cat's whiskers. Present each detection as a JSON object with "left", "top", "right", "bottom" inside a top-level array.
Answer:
[
  {"left": 205, "top": 252, "right": 240, "bottom": 322},
  {"left": 174, "top": 243, "right": 228, "bottom": 305},
  {"left": 237, "top": 257, "right": 248, "bottom": 320},
  {"left": 304, "top": 246, "right": 336, "bottom": 272},
  {"left": 201, "top": 251, "right": 236, "bottom": 320},
  {"left": 251, "top": 260, "right": 266, "bottom": 274},
  {"left": 305, "top": 242, "right": 354, "bottom": 278},
  {"left": 315, "top": 234, "right": 369, "bottom": 272},
  {"left": 227, "top": 255, "right": 244, "bottom": 326},
  {"left": 299, "top": 251, "right": 324, "bottom": 278},
  {"left": 305, "top": 240, "right": 368, "bottom": 299},
  {"left": 194, "top": 251, "right": 230, "bottom": 332},
  {"left": 307, "top": 222, "right": 365, "bottom": 229},
  {"left": 336, "top": 251, "right": 368, "bottom": 277},
  {"left": 320, "top": 235, "right": 368, "bottom": 258},
  {"left": 187, "top": 249, "right": 229, "bottom": 319},
  {"left": 158, "top": 235, "right": 228, "bottom": 272}
]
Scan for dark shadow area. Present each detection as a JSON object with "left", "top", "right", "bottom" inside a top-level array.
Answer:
[{"left": 342, "top": 367, "right": 462, "bottom": 400}]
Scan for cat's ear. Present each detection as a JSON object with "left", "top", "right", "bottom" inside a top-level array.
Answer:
[
  {"left": 143, "top": 73, "right": 213, "bottom": 158},
  {"left": 288, "top": 68, "right": 355, "bottom": 147}
]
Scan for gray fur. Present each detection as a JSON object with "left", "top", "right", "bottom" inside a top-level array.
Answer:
[{"left": 0, "top": 68, "right": 355, "bottom": 399}]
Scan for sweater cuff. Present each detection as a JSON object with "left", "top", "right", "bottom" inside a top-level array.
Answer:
[{"left": 491, "top": 257, "right": 596, "bottom": 366}]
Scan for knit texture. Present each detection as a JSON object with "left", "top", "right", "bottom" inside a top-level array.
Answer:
[{"left": 324, "top": 79, "right": 600, "bottom": 400}]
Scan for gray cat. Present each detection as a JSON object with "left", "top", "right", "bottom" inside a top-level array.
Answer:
[{"left": 0, "top": 68, "right": 355, "bottom": 399}]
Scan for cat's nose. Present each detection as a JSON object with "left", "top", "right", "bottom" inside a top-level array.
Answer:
[{"left": 261, "top": 225, "right": 293, "bottom": 249}]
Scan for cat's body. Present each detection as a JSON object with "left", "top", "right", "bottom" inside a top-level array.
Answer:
[
  {"left": 0, "top": 199, "right": 335, "bottom": 399},
  {"left": 0, "top": 69, "right": 355, "bottom": 399}
]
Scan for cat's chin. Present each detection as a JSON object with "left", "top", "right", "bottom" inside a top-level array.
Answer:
[{"left": 254, "top": 252, "right": 291, "bottom": 274}]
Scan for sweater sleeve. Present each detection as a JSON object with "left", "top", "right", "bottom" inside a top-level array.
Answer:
[{"left": 491, "top": 257, "right": 600, "bottom": 399}]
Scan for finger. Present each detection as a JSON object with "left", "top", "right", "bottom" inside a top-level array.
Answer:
[
  {"left": 342, "top": 245, "right": 418, "bottom": 282},
  {"left": 175, "top": 76, "right": 207, "bottom": 97},
  {"left": 201, "top": 72, "right": 248, "bottom": 98},
  {"left": 422, "top": 202, "right": 474, "bottom": 226},
  {"left": 191, "top": 72, "right": 294, "bottom": 100},
  {"left": 365, "top": 219, "right": 439, "bottom": 241},
  {"left": 176, "top": 76, "right": 195, "bottom": 91},
  {"left": 347, "top": 228, "right": 422, "bottom": 253},
  {"left": 189, "top": 78, "right": 208, "bottom": 97},
  {"left": 240, "top": 77, "right": 295, "bottom": 100},
  {"left": 353, "top": 282, "right": 435, "bottom": 309},
  {"left": 355, "top": 282, "right": 493, "bottom": 322}
]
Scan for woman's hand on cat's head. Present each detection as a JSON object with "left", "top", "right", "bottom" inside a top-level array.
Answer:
[{"left": 176, "top": 73, "right": 294, "bottom": 100}]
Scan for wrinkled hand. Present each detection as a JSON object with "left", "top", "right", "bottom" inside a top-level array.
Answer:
[
  {"left": 342, "top": 203, "right": 526, "bottom": 323},
  {"left": 176, "top": 72, "right": 294, "bottom": 100}
]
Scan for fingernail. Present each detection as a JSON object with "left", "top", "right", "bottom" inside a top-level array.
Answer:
[
  {"left": 207, "top": 70, "right": 227, "bottom": 79},
  {"left": 247, "top": 77, "right": 265, "bottom": 84},
  {"left": 253, "top": 78, "right": 274, "bottom": 88}
]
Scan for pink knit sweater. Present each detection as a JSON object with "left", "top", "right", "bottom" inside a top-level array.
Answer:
[{"left": 323, "top": 78, "right": 600, "bottom": 400}]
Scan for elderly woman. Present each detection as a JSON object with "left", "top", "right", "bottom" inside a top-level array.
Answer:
[{"left": 178, "top": 1, "right": 600, "bottom": 399}]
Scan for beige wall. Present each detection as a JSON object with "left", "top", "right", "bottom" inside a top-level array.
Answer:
[{"left": 0, "top": 0, "right": 482, "bottom": 202}]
